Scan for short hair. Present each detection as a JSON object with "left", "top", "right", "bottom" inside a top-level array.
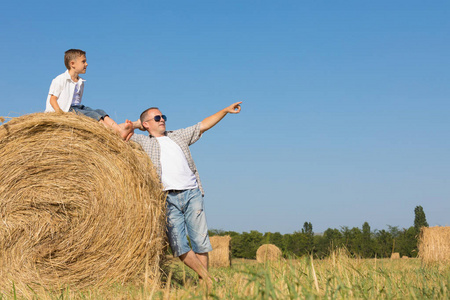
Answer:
[
  {"left": 140, "top": 107, "right": 159, "bottom": 124},
  {"left": 64, "top": 49, "right": 86, "bottom": 70}
]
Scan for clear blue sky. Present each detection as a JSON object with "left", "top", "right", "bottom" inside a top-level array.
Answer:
[{"left": 1, "top": 1, "right": 449, "bottom": 234}]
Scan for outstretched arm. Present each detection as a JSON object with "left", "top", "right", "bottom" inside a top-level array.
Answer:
[{"left": 200, "top": 101, "right": 242, "bottom": 134}]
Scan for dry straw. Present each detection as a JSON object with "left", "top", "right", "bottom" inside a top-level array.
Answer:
[
  {"left": 418, "top": 226, "right": 450, "bottom": 265},
  {"left": 390, "top": 253, "right": 400, "bottom": 259},
  {"left": 0, "top": 112, "right": 167, "bottom": 291},
  {"left": 256, "top": 244, "right": 282, "bottom": 263},
  {"left": 209, "top": 236, "right": 231, "bottom": 268}
]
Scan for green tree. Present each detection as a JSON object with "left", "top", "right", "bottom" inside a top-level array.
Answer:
[
  {"left": 374, "top": 229, "right": 393, "bottom": 258},
  {"left": 283, "top": 231, "right": 309, "bottom": 257},
  {"left": 302, "top": 222, "right": 314, "bottom": 254},
  {"left": 396, "top": 226, "right": 418, "bottom": 257},
  {"left": 414, "top": 205, "right": 429, "bottom": 234},
  {"left": 361, "top": 222, "right": 374, "bottom": 258},
  {"left": 341, "top": 226, "right": 363, "bottom": 256},
  {"left": 314, "top": 234, "right": 328, "bottom": 258},
  {"left": 282, "top": 233, "right": 294, "bottom": 255},
  {"left": 231, "top": 230, "right": 263, "bottom": 259},
  {"left": 322, "top": 228, "right": 343, "bottom": 255},
  {"left": 264, "top": 232, "right": 284, "bottom": 250}
]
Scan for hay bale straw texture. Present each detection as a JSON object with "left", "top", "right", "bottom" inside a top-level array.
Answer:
[
  {"left": 209, "top": 236, "right": 231, "bottom": 268},
  {"left": 256, "top": 244, "right": 282, "bottom": 263},
  {"left": 390, "top": 252, "right": 400, "bottom": 259},
  {"left": 419, "top": 226, "right": 450, "bottom": 265},
  {"left": 0, "top": 112, "right": 166, "bottom": 291}
]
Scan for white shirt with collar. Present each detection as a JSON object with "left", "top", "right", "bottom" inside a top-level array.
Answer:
[{"left": 45, "top": 70, "right": 86, "bottom": 112}]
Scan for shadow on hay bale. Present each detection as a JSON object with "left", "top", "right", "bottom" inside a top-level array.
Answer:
[
  {"left": 256, "top": 244, "right": 282, "bottom": 263},
  {"left": 209, "top": 236, "right": 231, "bottom": 268},
  {"left": 418, "top": 226, "right": 450, "bottom": 265},
  {"left": 0, "top": 113, "right": 166, "bottom": 291}
]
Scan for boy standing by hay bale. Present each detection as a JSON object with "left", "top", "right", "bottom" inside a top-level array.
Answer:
[
  {"left": 131, "top": 102, "right": 242, "bottom": 286},
  {"left": 45, "top": 49, "right": 134, "bottom": 141}
]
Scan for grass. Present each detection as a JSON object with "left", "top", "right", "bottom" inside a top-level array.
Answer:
[{"left": 2, "top": 250, "right": 449, "bottom": 299}]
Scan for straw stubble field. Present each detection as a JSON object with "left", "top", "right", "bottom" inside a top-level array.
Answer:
[{"left": 1, "top": 251, "right": 449, "bottom": 299}]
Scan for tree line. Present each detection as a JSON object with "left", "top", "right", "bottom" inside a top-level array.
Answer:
[{"left": 209, "top": 206, "right": 429, "bottom": 259}]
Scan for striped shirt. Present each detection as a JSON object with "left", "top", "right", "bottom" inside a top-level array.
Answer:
[{"left": 130, "top": 122, "right": 205, "bottom": 195}]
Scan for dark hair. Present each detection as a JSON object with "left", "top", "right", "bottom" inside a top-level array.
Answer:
[
  {"left": 64, "top": 49, "right": 86, "bottom": 70},
  {"left": 140, "top": 107, "right": 159, "bottom": 125}
]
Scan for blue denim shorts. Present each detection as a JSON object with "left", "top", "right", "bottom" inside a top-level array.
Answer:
[
  {"left": 166, "top": 188, "right": 212, "bottom": 257},
  {"left": 70, "top": 105, "right": 108, "bottom": 121}
]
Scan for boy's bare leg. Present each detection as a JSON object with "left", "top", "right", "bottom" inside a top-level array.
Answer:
[
  {"left": 179, "top": 250, "right": 213, "bottom": 288},
  {"left": 101, "top": 117, "right": 134, "bottom": 141}
]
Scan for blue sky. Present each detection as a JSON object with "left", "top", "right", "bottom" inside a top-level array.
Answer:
[{"left": 1, "top": 1, "right": 449, "bottom": 233}]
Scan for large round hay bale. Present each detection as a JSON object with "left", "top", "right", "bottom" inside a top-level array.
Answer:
[
  {"left": 418, "top": 226, "right": 450, "bottom": 265},
  {"left": 256, "top": 244, "right": 282, "bottom": 263},
  {"left": 0, "top": 112, "right": 166, "bottom": 291},
  {"left": 390, "top": 252, "right": 400, "bottom": 259},
  {"left": 209, "top": 236, "right": 231, "bottom": 268}
]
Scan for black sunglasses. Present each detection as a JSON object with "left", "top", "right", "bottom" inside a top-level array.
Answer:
[{"left": 146, "top": 115, "right": 167, "bottom": 122}]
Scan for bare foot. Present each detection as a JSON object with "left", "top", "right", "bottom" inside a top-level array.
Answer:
[
  {"left": 118, "top": 120, "right": 134, "bottom": 141},
  {"left": 199, "top": 276, "right": 213, "bottom": 290},
  {"left": 133, "top": 119, "right": 146, "bottom": 131}
]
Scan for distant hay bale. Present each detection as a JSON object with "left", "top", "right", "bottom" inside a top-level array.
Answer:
[
  {"left": 256, "top": 244, "right": 282, "bottom": 263},
  {"left": 402, "top": 256, "right": 409, "bottom": 259},
  {"left": 209, "top": 236, "right": 231, "bottom": 268},
  {"left": 390, "top": 252, "right": 400, "bottom": 259},
  {"left": 0, "top": 112, "right": 167, "bottom": 291},
  {"left": 418, "top": 226, "right": 450, "bottom": 265}
]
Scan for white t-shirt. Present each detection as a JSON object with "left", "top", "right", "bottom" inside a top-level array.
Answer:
[
  {"left": 157, "top": 136, "right": 198, "bottom": 191},
  {"left": 71, "top": 81, "right": 83, "bottom": 106}
]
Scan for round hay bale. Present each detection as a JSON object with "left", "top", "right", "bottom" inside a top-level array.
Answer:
[
  {"left": 390, "top": 252, "right": 400, "bottom": 259},
  {"left": 0, "top": 112, "right": 166, "bottom": 291},
  {"left": 256, "top": 244, "right": 282, "bottom": 263},
  {"left": 209, "top": 236, "right": 231, "bottom": 268},
  {"left": 418, "top": 226, "right": 450, "bottom": 265}
]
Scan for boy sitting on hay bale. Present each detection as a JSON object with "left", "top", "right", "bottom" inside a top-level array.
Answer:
[
  {"left": 45, "top": 49, "right": 134, "bottom": 141},
  {"left": 131, "top": 102, "right": 242, "bottom": 287}
]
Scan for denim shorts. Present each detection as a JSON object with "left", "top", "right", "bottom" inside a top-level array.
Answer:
[
  {"left": 166, "top": 188, "right": 212, "bottom": 257},
  {"left": 70, "top": 105, "right": 108, "bottom": 121}
]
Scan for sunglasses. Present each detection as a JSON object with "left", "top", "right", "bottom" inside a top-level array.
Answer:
[{"left": 146, "top": 115, "right": 167, "bottom": 122}]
